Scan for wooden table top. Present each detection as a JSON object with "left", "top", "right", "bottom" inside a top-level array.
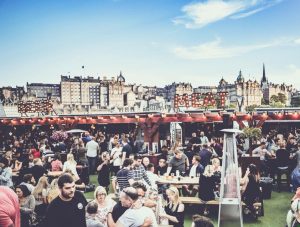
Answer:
[
  {"left": 156, "top": 176, "right": 199, "bottom": 185},
  {"left": 47, "top": 171, "right": 63, "bottom": 177}
]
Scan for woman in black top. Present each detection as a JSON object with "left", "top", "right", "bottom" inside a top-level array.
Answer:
[
  {"left": 198, "top": 165, "right": 217, "bottom": 202},
  {"left": 241, "top": 164, "right": 261, "bottom": 218},
  {"left": 160, "top": 186, "right": 184, "bottom": 227},
  {"left": 97, "top": 152, "right": 110, "bottom": 192}
]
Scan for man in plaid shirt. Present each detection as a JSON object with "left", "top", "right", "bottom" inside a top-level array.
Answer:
[{"left": 132, "top": 155, "right": 152, "bottom": 187}]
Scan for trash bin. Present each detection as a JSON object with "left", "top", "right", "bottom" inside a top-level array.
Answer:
[{"left": 260, "top": 177, "right": 273, "bottom": 199}]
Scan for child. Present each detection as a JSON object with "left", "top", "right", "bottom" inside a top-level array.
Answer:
[{"left": 86, "top": 201, "right": 104, "bottom": 227}]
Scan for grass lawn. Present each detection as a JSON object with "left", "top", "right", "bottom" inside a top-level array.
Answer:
[{"left": 85, "top": 175, "right": 293, "bottom": 227}]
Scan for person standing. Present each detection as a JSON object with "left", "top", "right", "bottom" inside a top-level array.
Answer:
[
  {"left": 44, "top": 173, "right": 88, "bottom": 227},
  {"left": 29, "top": 158, "right": 48, "bottom": 183},
  {"left": 199, "top": 145, "right": 212, "bottom": 168},
  {"left": 199, "top": 131, "right": 209, "bottom": 145},
  {"left": 97, "top": 152, "right": 111, "bottom": 192},
  {"left": 15, "top": 185, "right": 35, "bottom": 227},
  {"left": 0, "top": 157, "right": 13, "bottom": 188},
  {"left": 116, "top": 159, "right": 135, "bottom": 192},
  {"left": 86, "top": 137, "right": 100, "bottom": 174},
  {"left": 110, "top": 142, "right": 123, "bottom": 176},
  {"left": 0, "top": 186, "right": 21, "bottom": 227},
  {"left": 166, "top": 150, "right": 189, "bottom": 176}
]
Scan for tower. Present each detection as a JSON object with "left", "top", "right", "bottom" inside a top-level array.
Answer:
[
  {"left": 236, "top": 70, "right": 244, "bottom": 83},
  {"left": 261, "top": 63, "right": 268, "bottom": 90}
]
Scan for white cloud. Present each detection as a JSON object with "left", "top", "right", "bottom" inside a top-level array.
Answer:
[
  {"left": 288, "top": 64, "right": 300, "bottom": 75},
  {"left": 286, "top": 64, "right": 300, "bottom": 88},
  {"left": 173, "top": 0, "right": 283, "bottom": 29},
  {"left": 173, "top": 37, "right": 300, "bottom": 60},
  {"left": 294, "top": 38, "right": 300, "bottom": 44}
]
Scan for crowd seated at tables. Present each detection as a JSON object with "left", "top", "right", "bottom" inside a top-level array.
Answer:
[{"left": 1, "top": 126, "right": 300, "bottom": 226}]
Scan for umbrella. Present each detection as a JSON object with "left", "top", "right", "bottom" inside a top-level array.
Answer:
[{"left": 66, "top": 129, "right": 87, "bottom": 134}]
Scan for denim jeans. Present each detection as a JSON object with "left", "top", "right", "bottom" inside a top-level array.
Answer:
[{"left": 87, "top": 156, "right": 97, "bottom": 174}]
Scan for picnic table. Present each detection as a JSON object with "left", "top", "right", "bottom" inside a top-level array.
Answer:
[
  {"left": 156, "top": 176, "right": 199, "bottom": 185},
  {"left": 47, "top": 171, "right": 63, "bottom": 177}
]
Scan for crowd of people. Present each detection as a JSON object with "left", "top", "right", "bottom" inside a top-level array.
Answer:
[{"left": 1, "top": 125, "right": 300, "bottom": 226}]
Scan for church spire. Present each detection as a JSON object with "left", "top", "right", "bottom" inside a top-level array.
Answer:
[
  {"left": 236, "top": 70, "right": 244, "bottom": 83},
  {"left": 261, "top": 63, "right": 268, "bottom": 89},
  {"left": 262, "top": 63, "right": 267, "bottom": 82}
]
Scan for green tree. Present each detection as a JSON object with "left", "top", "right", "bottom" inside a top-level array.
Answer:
[
  {"left": 278, "top": 93, "right": 287, "bottom": 104},
  {"left": 271, "top": 101, "right": 285, "bottom": 108},
  {"left": 270, "top": 95, "right": 279, "bottom": 103},
  {"left": 242, "top": 127, "right": 262, "bottom": 150},
  {"left": 229, "top": 103, "right": 236, "bottom": 109},
  {"left": 245, "top": 104, "right": 259, "bottom": 112}
]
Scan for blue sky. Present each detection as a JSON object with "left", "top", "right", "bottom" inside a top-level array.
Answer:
[{"left": 0, "top": 0, "right": 300, "bottom": 88}]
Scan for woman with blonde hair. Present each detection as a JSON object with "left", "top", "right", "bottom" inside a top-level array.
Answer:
[
  {"left": 160, "top": 186, "right": 184, "bottom": 227},
  {"left": 47, "top": 178, "right": 59, "bottom": 204},
  {"left": 63, "top": 153, "right": 78, "bottom": 177},
  {"left": 211, "top": 158, "right": 221, "bottom": 172},
  {"left": 32, "top": 175, "right": 49, "bottom": 216},
  {"left": 93, "top": 186, "right": 116, "bottom": 227}
]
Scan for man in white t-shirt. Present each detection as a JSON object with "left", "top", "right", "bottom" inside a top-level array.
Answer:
[{"left": 86, "top": 136, "right": 99, "bottom": 174}]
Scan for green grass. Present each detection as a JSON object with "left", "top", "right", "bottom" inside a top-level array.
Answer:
[{"left": 85, "top": 175, "right": 292, "bottom": 226}]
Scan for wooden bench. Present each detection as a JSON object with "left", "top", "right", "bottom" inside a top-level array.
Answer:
[
  {"left": 180, "top": 197, "right": 262, "bottom": 209},
  {"left": 180, "top": 197, "right": 219, "bottom": 205}
]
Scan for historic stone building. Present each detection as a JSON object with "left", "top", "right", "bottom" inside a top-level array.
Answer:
[
  {"left": 60, "top": 76, "right": 101, "bottom": 107},
  {"left": 291, "top": 92, "right": 300, "bottom": 107},
  {"left": 260, "top": 64, "right": 293, "bottom": 105},
  {"left": 26, "top": 83, "right": 60, "bottom": 100},
  {"left": 218, "top": 70, "right": 263, "bottom": 108},
  {"left": 194, "top": 86, "right": 218, "bottom": 94},
  {"left": 164, "top": 82, "right": 193, "bottom": 102},
  {"left": 0, "top": 86, "right": 25, "bottom": 105}
]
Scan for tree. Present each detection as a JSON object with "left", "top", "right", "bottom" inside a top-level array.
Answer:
[
  {"left": 242, "top": 127, "right": 262, "bottom": 151},
  {"left": 229, "top": 103, "right": 237, "bottom": 109},
  {"left": 271, "top": 101, "right": 285, "bottom": 108},
  {"left": 270, "top": 95, "right": 279, "bottom": 103},
  {"left": 278, "top": 93, "right": 287, "bottom": 104},
  {"left": 245, "top": 104, "right": 259, "bottom": 112}
]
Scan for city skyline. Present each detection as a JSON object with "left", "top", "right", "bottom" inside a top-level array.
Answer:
[{"left": 0, "top": 0, "right": 300, "bottom": 88}]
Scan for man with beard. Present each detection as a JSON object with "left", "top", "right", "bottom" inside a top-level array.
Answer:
[{"left": 44, "top": 173, "right": 87, "bottom": 227}]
